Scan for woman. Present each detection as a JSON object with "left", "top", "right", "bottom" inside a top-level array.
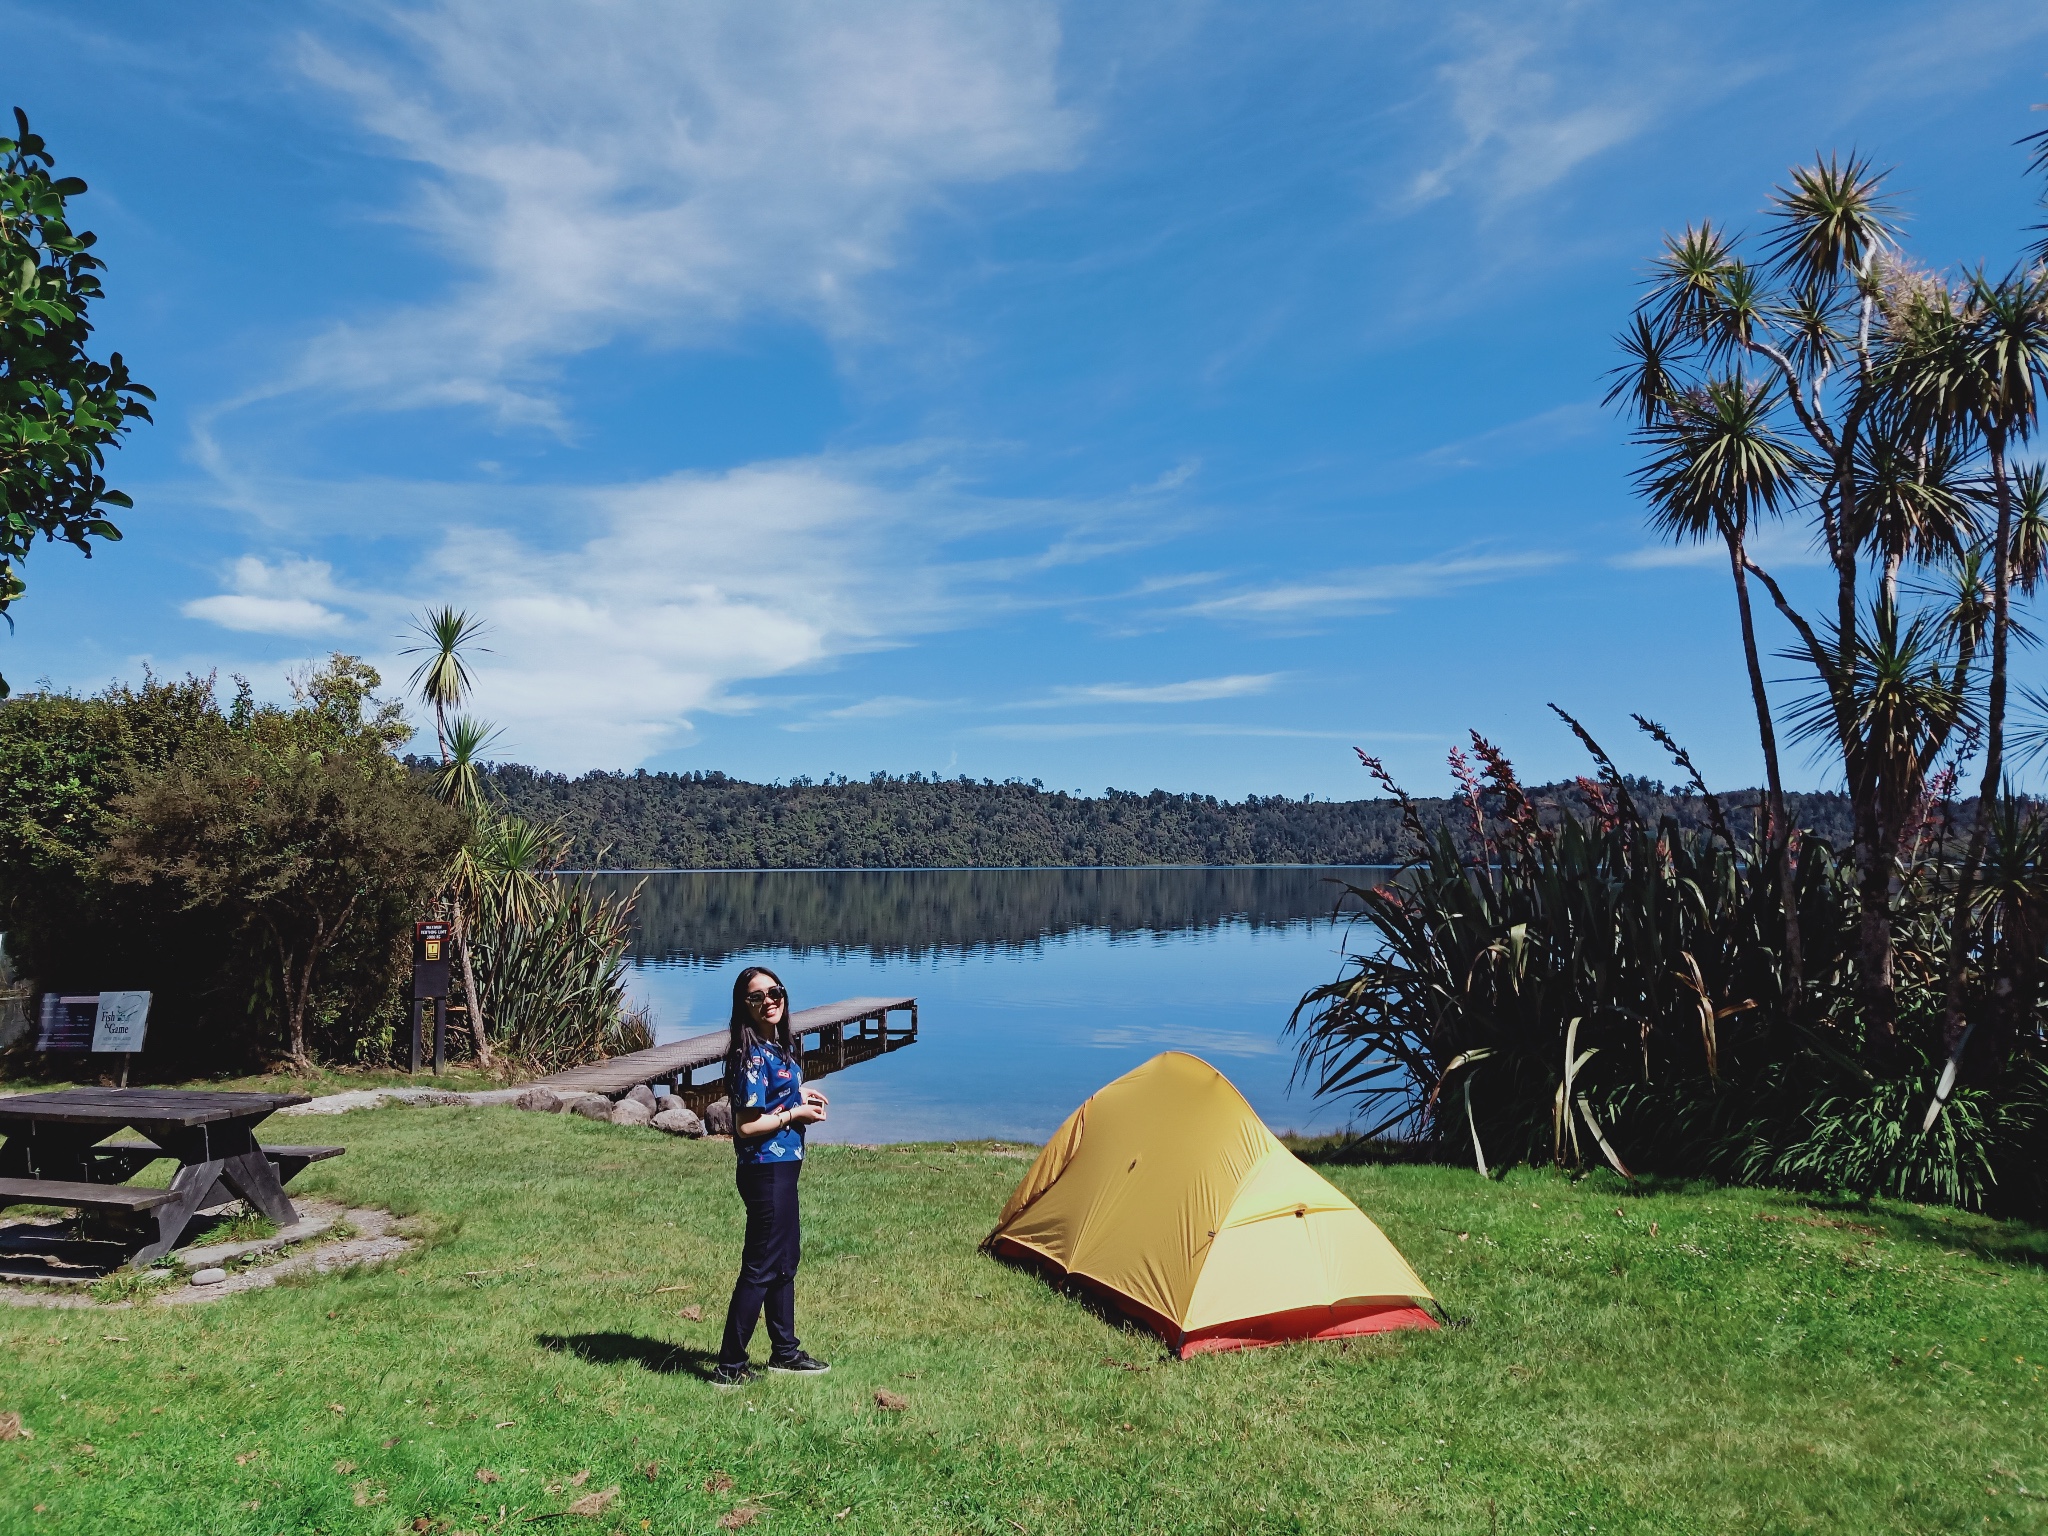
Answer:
[{"left": 712, "top": 965, "right": 832, "bottom": 1386}]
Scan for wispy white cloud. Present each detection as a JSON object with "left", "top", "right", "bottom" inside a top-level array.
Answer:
[
  {"left": 179, "top": 451, "right": 1144, "bottom": 770},
  {"left": 1131, "top": 460, "right": 1201, "bottom": 494},
  {"left": 1411, "top": 402, "right": 1603, "bottom": 473},
  {"left": 1608, "top": 522, "right": 1825, "bottom": 572},
  {"left": 1017, "top": 673, "right": 1283, "bottom": 708},
  {"left": 290, "top": 0, "right": 1084, "bottom": 423},
  {"left": 976, "top": 722, "right": 1439, "bottom": 742},
  {"left": 1834, "top": 0, "right": 2048, "bottom": 118},
  {"left": 1402, "top": 6, "right": 1763, "bottom": 212},
  {"left": 1181, "top": 551, "right": 1565, "bottom": 620},
  {"left": 180, "top": 557, "right": 351, "bottom": 636},
  {"left": 779, "top": 693, "right": 966, "bottom": 731}
]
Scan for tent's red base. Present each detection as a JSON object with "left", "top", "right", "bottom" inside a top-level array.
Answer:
[
  {"left": 989, "top": 1238, "right": 1437, "bottom": 1358},
  {"left": 1179, "top": 1303, "right": 1438, "bottom": 1357}
]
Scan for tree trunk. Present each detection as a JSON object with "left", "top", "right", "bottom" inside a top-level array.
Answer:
[
  {"left": 1937, "top": 433, "right": 2017, "bottom": 1064},
  {"left": 454, "top": 899, "right": 492, "bottom": 1068},
  {"left": 1854, "top": 816, "right": 1897, "bottom": 1059},
  {"left": 1830, "top": 457, "right": 1894, "bottom": 1054},
  {"left": 1726, "top": 530, "right": 1801, "bottom": 1002},
  {"left": 282, "top": 941, "right": 313, "bottom": 1071}
]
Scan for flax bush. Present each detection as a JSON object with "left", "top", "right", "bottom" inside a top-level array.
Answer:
[
  {"left": 1292, "top": 718, "right": 2048, "bottom": 1217},
  {"left": 462, "top": 813, "right": 644, "bottom": 1073}
]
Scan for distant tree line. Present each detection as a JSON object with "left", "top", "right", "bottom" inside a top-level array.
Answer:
[{"left": 472, "top": 760, "right": 1861, "bottom": 870}]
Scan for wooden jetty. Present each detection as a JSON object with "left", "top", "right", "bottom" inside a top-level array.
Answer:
[{"left": 530, "top": 995, "right": 918, "bottom": 1105}]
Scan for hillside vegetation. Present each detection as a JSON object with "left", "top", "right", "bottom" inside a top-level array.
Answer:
[{"left": 479, "top": 762, "right": 1859, "bottom": 869}]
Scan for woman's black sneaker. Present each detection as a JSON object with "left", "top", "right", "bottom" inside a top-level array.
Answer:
[
  {"left": 709, "top": 1362, "right": 759, "bottom": 1388},
  {"left": 768, "top": 1351, "right": 831, "bottom": 1375}
]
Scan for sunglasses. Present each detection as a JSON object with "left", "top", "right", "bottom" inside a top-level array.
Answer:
[{"left": 744, "top": 986, "right": 787, "bottom": 1007}]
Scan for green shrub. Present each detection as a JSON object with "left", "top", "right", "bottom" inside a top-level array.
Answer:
[
  {"left": 1739, "top": 1061, "right": 2048, "bottom": 1212},
  {"left": 0, "top": 660, "right": 463, "bottom": 1070}
]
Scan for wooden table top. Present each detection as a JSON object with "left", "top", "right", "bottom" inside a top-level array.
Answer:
[{"left": 0, "top": 1088, "right": 312, "bottom": 1129}]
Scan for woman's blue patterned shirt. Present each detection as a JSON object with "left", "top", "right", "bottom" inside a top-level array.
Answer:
[{"left": 735, "top": 1039, "right": 804, "bottom": 1164}]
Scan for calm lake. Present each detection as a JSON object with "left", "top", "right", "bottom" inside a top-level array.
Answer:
[{"left": 598, "top": 867, "right": 1387, "bottom": 1144}]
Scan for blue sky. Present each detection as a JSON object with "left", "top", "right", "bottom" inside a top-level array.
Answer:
[{"left": 6, "top": 2, "right": 2048, "bottom": 799}]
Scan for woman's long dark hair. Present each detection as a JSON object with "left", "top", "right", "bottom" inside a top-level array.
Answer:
[{"left": 726, "top": 966, "right": 793, "bottom": 1101}]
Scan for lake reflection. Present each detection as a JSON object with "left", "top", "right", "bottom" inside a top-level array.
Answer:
[{"left": 599, "top": 867, "right": 1385, "bottom": 1144}]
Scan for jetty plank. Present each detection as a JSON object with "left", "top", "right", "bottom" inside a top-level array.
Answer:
[{"left": 527, "top": 995, "right": 917, "bottom": 1099}]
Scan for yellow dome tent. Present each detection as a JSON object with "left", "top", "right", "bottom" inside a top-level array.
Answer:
[{"left": 985, "top": 1051, "right": 1437, "bottom": 1356}]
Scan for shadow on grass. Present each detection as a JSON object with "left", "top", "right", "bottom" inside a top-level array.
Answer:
[
  {"left": 537, "top": 1332, "right": 721, "bottom": 1379},
  {"left": 982, "top": 1245, "right": 1174, "bottom": 1358},
  {"left": 1787, "top": 1190, "right": 2048, "bottom": 1269},
  {"left": 1283, "top": 1133, "right": 1450, "bottom": 1168}
]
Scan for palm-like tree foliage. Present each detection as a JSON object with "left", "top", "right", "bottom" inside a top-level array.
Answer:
[
  {"left": 1759, "top": 152, "right": 1901, "bottom": 291},
  {"left": 1645, "top": 221, "right": 1738, "bottom": 338},
  {"left": 402, "top": 604, "right": 496, "bottom": 1066},
  {"left": 1785, "top": 600, "right": 1969, "bottom": 791},
  {"left": 429, "top": 714, "right": 503, "bottom": 811},
  {"left": 2025, "top": 119, "right": 2048, "bottom": 266},
  {"left": 402, "top": 606, "right": 489, "bottom": 762},
  {"left": 1894, "top": 266, "right": 2048, "bottom": 1091},
  {"left": 2006, "top": 464, "right": 2048, "bottom": 598},
  {"left": 1608, "top": 140, "right": 2048, "bottom": 1080},
  {"left": 1848, "top": 418, "right": 1979, "bottom": 605},
  {"left": 1632, "top": 373, "right": 1810, "bottom": 986},
  {"left": 1634, "top": 376, "right": 1809, "bottom": 530}
]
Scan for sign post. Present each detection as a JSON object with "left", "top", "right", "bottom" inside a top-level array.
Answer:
[
  {"left": 91, "top": 991, "right": 151, "bottom": 1086},
  {"left": 36, "top": 995, "right": 99, "bottom": 1053},
  {"left": 412, "top": 921, "right": 452, "bottom": 1075},
  {"left": 37, "top": 991, "right": 151, "bottom": 1085}
]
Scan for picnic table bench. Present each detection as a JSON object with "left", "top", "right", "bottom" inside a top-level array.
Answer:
[{"left": 0, "top": 1089, "right": 339, "bottom": 1268}]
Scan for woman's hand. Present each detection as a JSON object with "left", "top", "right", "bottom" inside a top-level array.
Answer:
[
  {"left": 801, "top": 1085, "right": 829, "bottom": 1109},
  {"left": 787, "top": 1098, "right": 827, "bottom": 1125},
  {"left": 738, "top": 1100, "right": 825, "bottom": 1136}
]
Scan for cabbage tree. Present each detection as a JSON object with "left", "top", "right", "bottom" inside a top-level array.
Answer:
[{"left": 1608, "top": 144, "right": 2048, "bottom": 1071}]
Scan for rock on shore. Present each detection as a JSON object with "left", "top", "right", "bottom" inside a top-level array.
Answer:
[
  {"left": 651, "top": 1104, "right": 705, "bottom": 1137},
  {"left": 502, "top": 1080, "right": 720, "bottom": 1137}
]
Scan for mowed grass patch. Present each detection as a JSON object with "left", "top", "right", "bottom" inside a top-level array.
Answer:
[{"left": 0, "top": 1106, "right": 2043, "bottom": 1533}]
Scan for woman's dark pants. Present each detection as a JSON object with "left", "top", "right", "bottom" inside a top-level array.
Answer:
[{"left": 719, "top": 1160, "right": 802, "bottom": 1366}]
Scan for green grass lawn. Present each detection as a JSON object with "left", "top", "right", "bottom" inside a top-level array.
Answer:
[{"left": 2, "top": 1106, "right": 2044, "bottom": 1534}]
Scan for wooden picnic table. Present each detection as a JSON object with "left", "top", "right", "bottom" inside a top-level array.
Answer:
[{"left": 0, "top": 1089, "right": 316, "bottom": 1266}]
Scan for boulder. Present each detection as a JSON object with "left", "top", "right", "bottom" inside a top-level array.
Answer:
[
  {"left": 650, "top": 1105, "right": 705, "bottom": 1138},
  {"left": 189, "top": 1268, "right": 228, "bottom": 1286},
  {"left": 568, "top": 1095, "right": 613, "bottom": 1121},
  {"left": 626, "top": 1084, "right": 659, "bottom": 1112},
  {"left": 514, "top": 1087, "right": 561, "bottom": 1114},
  {"left": 609, "top": 1097, "right": 654, "bottom": 1128},
  {"left": 702, "top": 1098, "right": 734, "bottom": 1136}
]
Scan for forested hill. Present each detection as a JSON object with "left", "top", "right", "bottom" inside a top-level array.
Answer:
[{"left": 473, "top": 763, "right": 1860, "bottom": 870}]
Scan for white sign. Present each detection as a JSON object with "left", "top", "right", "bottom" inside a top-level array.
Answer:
[{"left": 91, "top": 991, "right": 151, "bottom": 1054}]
